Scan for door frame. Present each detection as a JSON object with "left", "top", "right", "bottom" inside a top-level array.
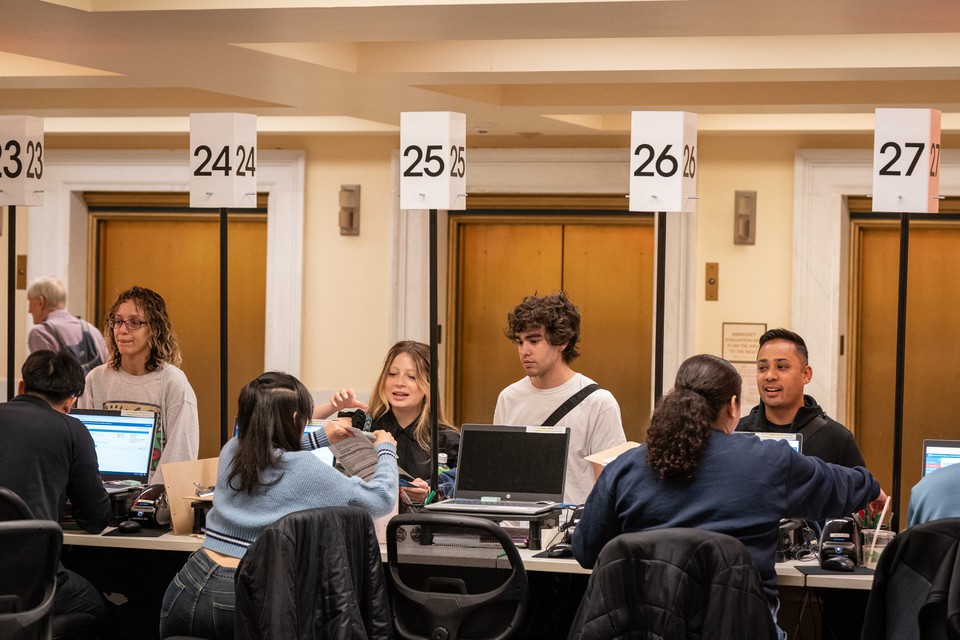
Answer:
[
  {"left": 793, "top": 149, "right": 960, "bottom": 422},
  {"left": 391, "top": 148, "right": 697, "bottom": 410},
  {"left": 26, "top": 149, "right": 304, "bottom": 376}
]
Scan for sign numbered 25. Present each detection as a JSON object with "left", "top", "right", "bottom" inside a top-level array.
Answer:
[
  {"left": 629, "top": 111, "right": 698, "bottom": 213},
  {"left": 399, "top": 112, "right": 466, "bottom": 211},
  {"left": 0, "top": 116, "right": 45, "bottom": 206}
]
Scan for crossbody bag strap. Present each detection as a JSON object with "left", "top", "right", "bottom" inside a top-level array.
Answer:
[
  {"left": 798, "top": 414, "right": 829, "bottom": 441},
  {"left": 542, "top": 383, "right": 601, "bottom": 427}
]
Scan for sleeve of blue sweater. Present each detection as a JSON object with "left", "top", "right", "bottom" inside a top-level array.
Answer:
[{"left": 782, "top": 450, "right": 879, "bottom": 521}]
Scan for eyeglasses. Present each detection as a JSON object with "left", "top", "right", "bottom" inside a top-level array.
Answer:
[{"left": 107, "top": 317, "right": 146, "bottom": 331}]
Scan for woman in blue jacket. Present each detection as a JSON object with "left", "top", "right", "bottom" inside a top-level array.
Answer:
[{"left": 572, "top": 354, "right": 886, "bottom": 635}]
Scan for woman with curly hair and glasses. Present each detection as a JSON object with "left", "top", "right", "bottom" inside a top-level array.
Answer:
[
  {"left": 572, "top": 354, "right": 887, "bottom": 638},
  {"left": 79, "top": 286, "right": 199, "bottom": 484}
]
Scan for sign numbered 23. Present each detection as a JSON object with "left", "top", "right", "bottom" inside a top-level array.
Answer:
[
  {"left": 0, "top": 116, "right": 45, "bottom": 206},
  {"left": 399, "top": 112, "right": 466, "bottom": 211},
  {"left": 629, "top": 111, "right": 698, "bottom": 213}
]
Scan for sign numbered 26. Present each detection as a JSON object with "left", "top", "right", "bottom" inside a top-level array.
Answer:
[
  {"left": 399, "top": 112, "right": 466, "bottom": 211},
  {"left": 189, "top": 113, "right": 258, "bottom": 208},
  {"left": 0, "top": 116, "right": 45, "bottom": 207},
  {"left": 629, "top": 111, "right": 698, "bottom": 213},
  {"left": 872, "top": 108, "right": 941, "bottom": 213}
]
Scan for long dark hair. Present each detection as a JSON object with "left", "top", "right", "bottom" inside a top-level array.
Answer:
[
  {"left": 227, "top": 372, "right": 314, "bottom": 494},
  {"left": 646, "top": 354, "right": 741, "bottom": 481}
]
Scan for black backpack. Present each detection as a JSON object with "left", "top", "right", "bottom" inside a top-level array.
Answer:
[{"left": 42, "top": 319, "right": 103, "bottom": 374}]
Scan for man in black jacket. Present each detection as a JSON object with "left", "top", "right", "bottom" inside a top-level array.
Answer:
[
  {"left": 736, "top": 328, "right": 865, "bottom": 467},
  {"left": 0, "top": 350, "right": 111, "bottom": 624}
]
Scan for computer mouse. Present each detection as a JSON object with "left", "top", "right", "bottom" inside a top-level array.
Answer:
[
  {"left": 117, "top": 520, "right": 142, "bottom": 534},
  {"left": 821, "top": 555, "right": 855, "bottom": 572},
  {"left": 547, "top": 542, "right": 573, "bottom": 558}
]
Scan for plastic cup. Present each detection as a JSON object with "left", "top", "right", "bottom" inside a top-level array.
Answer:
[{"left": 862, "top": 529, "right": 896, "bottom": 569}]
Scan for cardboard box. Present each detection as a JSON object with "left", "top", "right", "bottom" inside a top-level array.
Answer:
[
  {"left": 585, "top": 441, "right": 641, "bottom": 477},
  {"left": 160, "top": 457, "right": 218, "bottom": 535}
]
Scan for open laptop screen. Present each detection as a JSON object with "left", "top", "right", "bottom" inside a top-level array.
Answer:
[
  {"left": 304, "top": 419, "right": 336, "bottom": 466},
  {"left": 71, "top": 409, "right": 157, "bottom": 483},
  {"left": 454, "top": 425, "right": 569, "bottom": 502},
  {"left": 922, "top": 439, "right": 960, "bottom": 477}
]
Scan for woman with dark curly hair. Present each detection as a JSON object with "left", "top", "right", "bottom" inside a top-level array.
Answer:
[
  {"left": 79, "top": 286, "right": 199, "bottom": 484},
  {"left": 572, "top": 354, "right": 887, "bottom": 635}
]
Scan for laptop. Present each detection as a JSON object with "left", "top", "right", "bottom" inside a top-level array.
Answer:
[
  {"left": 71, "top": 409, "right": 158, "bottom": 490},
  {"left": 922, "top": 439, "right": 960, "bottom": 477},
  {"left": 741, "top": 431, "right": 803, "bottom": 454},
  {"left": 424, "top": 424, "right": 570, "bottom": 516}
]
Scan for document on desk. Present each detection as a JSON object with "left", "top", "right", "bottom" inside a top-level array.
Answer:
[{"left": 329, "top": 426, "right": 412, "bottom": 482}]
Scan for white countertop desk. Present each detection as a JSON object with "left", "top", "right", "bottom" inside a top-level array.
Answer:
[{"left": 63, "top": 530, "right": 841, "bottom": 588}]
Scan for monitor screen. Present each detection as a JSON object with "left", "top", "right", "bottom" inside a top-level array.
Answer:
[
  {"left": 71, "top": 409, "right": 157, "bottom": 481},
  {"left": 740, "top": 431, "right": 802, "bottom": 454},
  {"left": 923, "top": 439, "right": 960, "bottom": 476}
]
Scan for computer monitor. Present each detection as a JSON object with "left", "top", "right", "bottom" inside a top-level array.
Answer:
[
  {"left": 740, "top": 432, "right": 802, "bottom": 454},
  {"left": 922, "top": 439, "right": 960, "bottom": 476},
  {"left": 71, "top": 409, "right": 158, "bottom": 483}
]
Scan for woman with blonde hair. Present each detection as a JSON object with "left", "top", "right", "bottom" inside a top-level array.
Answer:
[
  {"left": 80, "top": 286, "right": 199, "bottom": 484},
  {"left": 316, "top": 340, "right": 458, "bottom": 503}
]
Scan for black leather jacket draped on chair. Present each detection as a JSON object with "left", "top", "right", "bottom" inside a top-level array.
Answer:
[
  {"left": 569, "top": 528, "right": 777, "bottom": 640},
  {"left": 234, "top": 506, "right": 393, "bottom": 640}
]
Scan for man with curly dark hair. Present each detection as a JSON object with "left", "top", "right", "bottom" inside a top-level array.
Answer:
[{"left": 493, "top": 292, "right": 625, "bottom": 506}]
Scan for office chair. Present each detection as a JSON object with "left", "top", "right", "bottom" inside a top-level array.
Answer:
[
  {"left": 386, "top": 512, "right": 529, "bottom": 640},
  {"left": 0, "top": 519, "right": 63, "bottom": 640},
  {"left": 235, "top": 506, "right": 392, "bottom": 639},
  {"left": 568, "top": 528, "right": 777, "bottom": 640},
  {"left": 0, "top": 486, "right": 35, "bottom": 521},
  {"left": 860, "top": 518, "right": 960, "bottom": 640},
  {"left": 0, "top": 487, "right": 99, "bottom": 640}
]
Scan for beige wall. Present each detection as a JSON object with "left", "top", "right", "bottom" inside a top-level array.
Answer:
[{"left": 14, "top": 130, "right": 955, "bottom": 406}]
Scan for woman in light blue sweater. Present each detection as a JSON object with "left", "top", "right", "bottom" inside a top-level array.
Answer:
[{"left": 159, "top": 372, "right": 398, "bottom": 640}]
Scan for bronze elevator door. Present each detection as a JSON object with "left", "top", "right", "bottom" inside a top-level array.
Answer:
[
  {"left": 453, "top": 216, "right": 654, "bottom": 443},
  {"left": 92, "top": 213, "right": 267, "bottom": 460},
  {"left": 851, "top": 220, "right": 960, "bottom": 523}
]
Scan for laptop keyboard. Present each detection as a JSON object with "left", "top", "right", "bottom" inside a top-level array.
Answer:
[{"left": 445, "top": 498, "right": 547, "bottom": 509}]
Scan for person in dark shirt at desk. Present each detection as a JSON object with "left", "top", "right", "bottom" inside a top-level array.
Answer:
[
  {"left": 0, "top": 350, "right": 111, "bottom": 625},
  {"left": 572, "top": 354, "right": 886, "bottom": 639},
  {"left": 736, "top": 328, "right": 865, "bottom": 467}
]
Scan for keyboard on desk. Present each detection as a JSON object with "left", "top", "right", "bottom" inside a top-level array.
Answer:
[{"left": 424, "top": 498, "right": 559, "bottom": 516}]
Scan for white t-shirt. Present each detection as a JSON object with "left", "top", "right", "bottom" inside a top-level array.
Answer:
[
  {"left": 493, "top": 372, "right": 625, "bottom": 505},
  {"left": 79, "top": 363, "right": 199, "bottom": 484}
]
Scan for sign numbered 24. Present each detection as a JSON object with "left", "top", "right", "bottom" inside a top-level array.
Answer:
[{"left": 189, "top": 113, "right": 258, "bottom": 209}]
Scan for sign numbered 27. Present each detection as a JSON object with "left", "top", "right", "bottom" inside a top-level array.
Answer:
[
  {"left": 399, "top": 112, "right": 466, "bottom": 211},
  {"left": 629, "top": 111, "right": 698, "bottom": 213},
  {"left": 872, "top": 108, "right": 941, "bottom": 214},
  {"left": 0, "top": 115, "right": 45, "bottom": 207}
]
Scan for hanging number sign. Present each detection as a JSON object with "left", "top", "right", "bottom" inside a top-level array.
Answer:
[
  {"left": 0, "top": 116, "right": 44, "bottom": 207},
  {"left": 629, "top": 111, "right": 697, "bottom": 213},
  {"left": 872, "top": 108, "right": 941, "bottom": 213},
  {"left": 400, "top": 112, "right": 466, "bottom": 210},
  {"left": 189, "top": 113, "right": 258, "bottom": 208}
]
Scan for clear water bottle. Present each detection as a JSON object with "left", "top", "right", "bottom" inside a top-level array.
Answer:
[{"left": 437, "top": 452, "right": 450, "bottom": 474}]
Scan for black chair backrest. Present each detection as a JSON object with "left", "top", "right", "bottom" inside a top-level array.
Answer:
[
  {"left": 569, "top": 528, "right": 777, "bottom": 640},
  {"left": 386, "top": 512, "right": 529, "bottom": 640},
  {"left": 0, "top": 519, "right": 63, "bottom": 640},
  {"left": 0, "top": 487, "right": 35, "bottom": 522}
]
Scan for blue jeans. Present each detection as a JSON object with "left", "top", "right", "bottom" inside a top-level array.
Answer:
[{"left": 159, "top": 549, "right": 236, "bottom": 640}]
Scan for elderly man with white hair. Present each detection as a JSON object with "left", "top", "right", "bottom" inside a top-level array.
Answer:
[{"left": 27, "top": 275, "right": 108, "bottom": 373}]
